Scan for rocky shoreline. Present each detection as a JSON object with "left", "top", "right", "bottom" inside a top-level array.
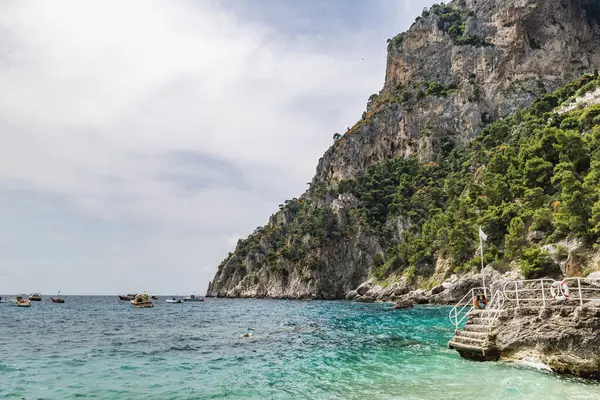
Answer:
[
  {"left": 496, "top": 305, "right": 600, "bottom": 380},
  {"left": 345, "top": 266, "right": 517, "bottom": 309}
]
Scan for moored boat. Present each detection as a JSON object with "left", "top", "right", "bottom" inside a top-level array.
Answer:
[
  {"left": 15, "top": 295, "right": 31, "bottom": 307},
  {"left": 51, "top": 291, "right": 65, "bottom": 303},
  {"left": 29, "top": 293, "right": 42, "bottom": 301},
  {"left": 166, "top": 298, "right": 183, "bottom": 303},
  {"left": 183, "top": 294, "right": 204, "bottom": 302},
  {"left": 130, "top": 292, "right": 153, "bottom": 308}
]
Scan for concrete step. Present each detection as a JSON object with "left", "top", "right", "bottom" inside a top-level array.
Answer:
[
  {"left": 470, "top": 316, "right": 499, "bottom": 323},
  {"left": 464, "top": 324, "right": 489, "bottom": 333},
  {"left": 454, "top": 330, "right": 488, "bottom": 340},
  {"left": 448, "top": 340, "right": 501, "bottom": 361},
  {"left": 448, "top": 340, "right": 486, "bottom": 353},
  {"left": 469, "top": 308, "right": 502, "bottom": 315},
  {"left": 451, "top": 334, "right": 486, "bottom": 346}
]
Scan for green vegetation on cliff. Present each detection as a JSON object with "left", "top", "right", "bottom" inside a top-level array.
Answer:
[
  {"left": 219, "top": 74, "right": 600, "bottom": 286},
  {"left": 336, "top": 73, "right": 600, "bottom": 280},
  {"left": 209, "top": 0, "right": 600, "bottom": 299},
  {"left": 222, "top": 196, "right": 344, "bottom": 283},
  {"left": 220, "top": 73, "right": 600, "bottom": 286}
]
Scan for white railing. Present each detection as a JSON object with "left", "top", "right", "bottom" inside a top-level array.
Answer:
[
  {"left": 563, "top": 277, "right": 600, "bottom": 306},
  {"left": 481, "top": 289, "right": 504, "bottom": 331},
  {"left": 502, "top": 278, "right": 600, "bottom": 307},
  {"left": 448, "top": 277, "right": 600, "bottom": 330},
  {"left": 448, "top": 287, "right": 491, "bottom": 329},
  {"left": 502, "top": 279, "right": 554, "bottom": 306}
]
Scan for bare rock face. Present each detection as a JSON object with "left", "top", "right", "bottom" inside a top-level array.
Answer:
[
  {"left": 313, "top": 0, "right": 600, "bottom": 184},
  {"left": 587, "top": 272, "right": 600, "bottom": 280},
  {"left": 496, "top": 305, "right": 600, "bottom": 379},
  {"left": 207, "top": 0, "right": 600, "bottom": 300},
  {"left": 542, "top": 238, "right": 585, "bottom": 276},
  {"left": 527, "top": 230, "right": 545, "bottom": 242}
]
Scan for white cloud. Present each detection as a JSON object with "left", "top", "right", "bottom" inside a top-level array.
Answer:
[{"left": 0, "top": 0, "right": 438, "bottom": 294}]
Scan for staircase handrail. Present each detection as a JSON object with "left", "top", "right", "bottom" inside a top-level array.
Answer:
[
  {"left": 448, "top": 286, "right": 490, "bottom": 329},
  {"left": 482, "top": 289, "right": 504, "bottom": 332}
]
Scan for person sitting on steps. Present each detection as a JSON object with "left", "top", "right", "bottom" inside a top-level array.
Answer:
[{"left": 475, "top": 291, "right": 487, "bottom": 309}]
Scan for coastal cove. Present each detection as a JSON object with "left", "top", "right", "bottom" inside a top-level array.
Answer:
[
  {"left": 1, "top": 298, "right": 599, "bottom": 399},
  {"left": 204, "top": 0, "right": 600, "bottom": 382}
]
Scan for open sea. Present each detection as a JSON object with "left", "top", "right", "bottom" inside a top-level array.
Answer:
[{"left": 0, "top": 297, "right": 598, "bottom": 399}]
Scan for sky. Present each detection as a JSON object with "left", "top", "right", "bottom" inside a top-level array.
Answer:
[{"left": 0, "top": 0, "right": 438, "bottom": 295}]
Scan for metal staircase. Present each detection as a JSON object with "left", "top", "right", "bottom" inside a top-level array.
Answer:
[{"left": 448, "top": 289, "right": 504, "bottom": 361}]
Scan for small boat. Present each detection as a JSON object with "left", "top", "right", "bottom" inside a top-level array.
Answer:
[
  {"left": 151, "top": 295, "right": 158, "bottom": 300},
  {"left": 166, "top": 298, "right": 183, "bottom": 304},
  {"left": 15, "top": 295, "right": 31, "bottom": 307},
  {"left": 29, "top": 293, "right": 42, "bottom": 301},
  {"left": 130, "top": 292, "right": 153, "bottom": 308},
  {"left": 119, "top": 294, "right": 136, "bottom": 301},
  {"left": 183, "top": 294, "right": 204, "bottom": 302},
  {"left": 51, "top": 291, "right": 65, "bottom": 303}
]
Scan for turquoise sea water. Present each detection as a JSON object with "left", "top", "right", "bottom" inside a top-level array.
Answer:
[{"left": 0, "top": 298, "right": 598, "bottom": 399}]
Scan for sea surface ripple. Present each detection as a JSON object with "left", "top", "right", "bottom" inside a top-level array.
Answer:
[{"left": 0, "top": 297, "right": 598, "bottom": 399}]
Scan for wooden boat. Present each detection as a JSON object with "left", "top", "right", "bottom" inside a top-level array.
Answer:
[
  {"left": 183, "top": 294, "right": 204, "bottom": 302},
  {"left": 51, "top": 291, "right": 65, "bottom": 303},
  {"left": 29, "top": 293, "right": 42, "bottom": 301},
  {"left": 130, "top": 292, "right": 153, "bottom": 308},
  {"left": 166, "top": 298, "right": 183, "bottom": 303},
  {"left": 119, "top": 294, "right": 136, "bottom": 301}
]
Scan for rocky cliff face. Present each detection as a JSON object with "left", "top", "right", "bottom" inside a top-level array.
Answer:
[
  {"left": 315, "top": 0, "right": 600, "bottom": 183},
  {"left": 207, "top": 0, "right": 600, "bottom": 299}
]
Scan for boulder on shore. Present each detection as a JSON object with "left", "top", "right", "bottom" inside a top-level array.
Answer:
[
  {"left": 356, "top": 280, "right": 373, "bottom": 296},
  {"left": 430, "top": 284, "right": 446, "bottom": 295},
  {"left": 345, "top": 290, "right": 358, "bottom": 301},
  {"left": 355, "top": 295, "right": 375, "bottom": 303},
  {"left": 409, "top": 290, "right": 429, "bottom": 304},
  {"left": 393, "top": 298, "right": 414, "bottom": 309}
]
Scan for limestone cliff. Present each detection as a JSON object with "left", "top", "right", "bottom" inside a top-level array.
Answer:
[
  {"left": 315, "top": 0, "right": 600, "bottom": 183},
  {"left": 207, "top": 0, "right": 600, "bottom": 299}
]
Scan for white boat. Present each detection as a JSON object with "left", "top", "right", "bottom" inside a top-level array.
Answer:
[
  {"left": 183, "top": 294, "right": 204, "bottom": 302},
  {"left": 166, "top": 298, "right": 183, "bottom": 304},
  {"left": 14, "top": 295, "right": 31, "bottom": 307}
]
